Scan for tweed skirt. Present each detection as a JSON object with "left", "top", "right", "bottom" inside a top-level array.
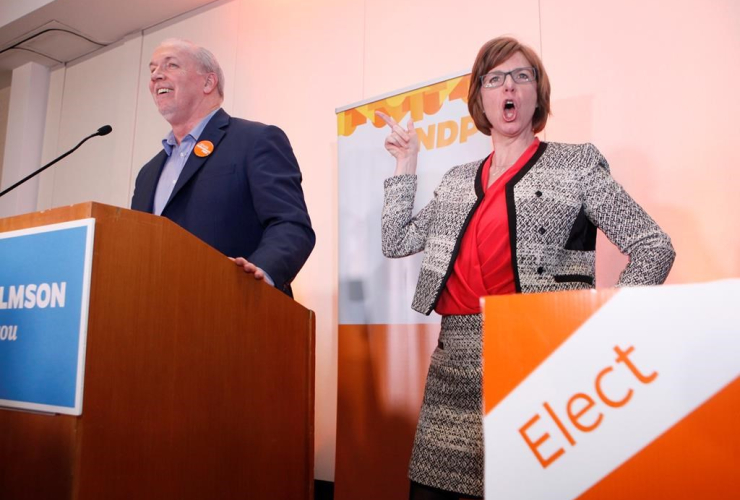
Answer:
[{"left": 408, "top": 314, "right": 483, "bottom": 497}]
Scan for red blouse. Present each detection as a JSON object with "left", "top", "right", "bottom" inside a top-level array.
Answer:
[{"left": 435, "top": 138, "right": 540, "bottom": 315}]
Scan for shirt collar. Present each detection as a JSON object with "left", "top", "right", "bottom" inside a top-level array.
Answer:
[{"left": 161, "top": 108, "right": 220, "bottom": 156}]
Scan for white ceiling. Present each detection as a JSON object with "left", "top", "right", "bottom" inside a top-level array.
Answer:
[{"left": 0, "top": 0, "right": 220, "bottom": 87}]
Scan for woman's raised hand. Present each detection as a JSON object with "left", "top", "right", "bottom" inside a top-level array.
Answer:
[{"left": 376, "top": 110, "right": 419, "bottom": 175}]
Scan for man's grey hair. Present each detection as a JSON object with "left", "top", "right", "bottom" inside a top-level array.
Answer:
[{"left": 159, "top": 38, "right": 225, "bottom": 98}]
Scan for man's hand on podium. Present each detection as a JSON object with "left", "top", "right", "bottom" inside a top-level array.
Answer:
[{"left": 230, "top": 257, "right": 274, "bottom": 286}]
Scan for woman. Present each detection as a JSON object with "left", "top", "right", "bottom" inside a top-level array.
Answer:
[{"left": 378, "top": 36, "right": 675, "bottom": 500}]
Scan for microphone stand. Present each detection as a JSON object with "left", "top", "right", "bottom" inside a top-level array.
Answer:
[{"left": 0, "top": 125, "right": 112, "bottom": 198}]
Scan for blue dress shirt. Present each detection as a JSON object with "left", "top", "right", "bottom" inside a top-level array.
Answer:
[{"left": 153, "top": 109, "right": 219, "bottom": 216}]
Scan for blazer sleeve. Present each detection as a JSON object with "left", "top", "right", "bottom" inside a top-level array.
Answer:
[
  {"left": 244, "top": 125, "right": 315, "bottom": 290},
  {"left": 381, "top": 174, "right": 436, "bottom": 258},
  {"left": 580, "top": 143, "right": 676, "bottom": 286}
]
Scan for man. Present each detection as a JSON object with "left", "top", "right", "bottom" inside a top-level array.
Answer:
[{"left": 132, "top": 39, "right": 314, "bottom": 296}]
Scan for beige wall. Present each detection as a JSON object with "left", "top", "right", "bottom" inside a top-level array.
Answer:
[
  {"left": 19, "top": 0, "right": 740, "bottom": 481},
  {"left": 0, "top": 85, "right": 9, "bottom": 184}
]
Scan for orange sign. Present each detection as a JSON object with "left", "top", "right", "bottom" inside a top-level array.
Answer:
[{"left": 481, "top": 281, "right": 740, "bottom": 499}]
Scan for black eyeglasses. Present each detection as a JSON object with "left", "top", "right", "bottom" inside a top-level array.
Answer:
[{"left": 480, "top": 67, "right": 537, "bottom": 89}]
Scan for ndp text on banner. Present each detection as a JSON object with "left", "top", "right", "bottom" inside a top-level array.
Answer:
[{"left": 0, "top": 219, "right": 95, "bottom": 416}]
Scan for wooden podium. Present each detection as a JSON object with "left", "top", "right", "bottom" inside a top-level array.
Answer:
[{"left": 0, "top": 203, "right": 315, "bottom": 500}]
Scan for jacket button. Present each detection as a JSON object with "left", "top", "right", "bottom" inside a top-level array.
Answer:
[
  {"left": 535, "top": 190, "right": 542, "bottom": 197},
  {"left": 539, "top": 227, "right": 546, "bottom": 235},
  {"left": 537, "top": 267, "right": 544, "bottom": 274}
]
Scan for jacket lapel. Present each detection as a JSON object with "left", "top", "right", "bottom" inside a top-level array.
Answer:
[
  {"left": 135, "top": 150, "right": 168, "bottom": 212},
  {"left": 163, "top": 108, "right": 230, "bottom": 211}
]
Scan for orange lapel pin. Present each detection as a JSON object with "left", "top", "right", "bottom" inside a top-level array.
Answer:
[{"left": 194, "top": 140, "right": 214, "bottom": 157}]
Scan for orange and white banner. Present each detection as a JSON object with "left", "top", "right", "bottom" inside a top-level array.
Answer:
[
  {"left": 337, "top": 73, "right": 489, "bottom": 326},
  {"left": 482, "top": 280, "right": 740, "bottom": 499},
  {"left": 335, "top": 74, "right": 492, "bottom": 497}
]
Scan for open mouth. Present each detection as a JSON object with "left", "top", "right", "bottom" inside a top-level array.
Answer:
[
  {"left": 157, "top": 88, "right": 172, "bottom": 95},
  {"left": 503, "top": 100, "right": 516, "bottom": 121}
]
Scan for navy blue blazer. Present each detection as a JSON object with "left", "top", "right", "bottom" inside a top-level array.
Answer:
[{"left": 131, "top": 108, "right": 315, "bottom": 296}]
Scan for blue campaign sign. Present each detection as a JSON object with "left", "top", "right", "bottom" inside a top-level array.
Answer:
[{"left": 0, "top": 219, "right": 95, "bottom": 415}]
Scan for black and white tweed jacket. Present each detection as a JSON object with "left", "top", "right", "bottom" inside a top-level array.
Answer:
[{"left": 382, "top": 141, "right": 676, "bottom": 315}]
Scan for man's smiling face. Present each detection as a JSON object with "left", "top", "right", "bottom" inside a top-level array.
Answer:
[{"left": 148, "top": 43, "right": 209, "bottom": 126}]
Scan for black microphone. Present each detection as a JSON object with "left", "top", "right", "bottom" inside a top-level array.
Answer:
[{"left": 0, "top": 125, "right": 113, "bottom": 198}]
